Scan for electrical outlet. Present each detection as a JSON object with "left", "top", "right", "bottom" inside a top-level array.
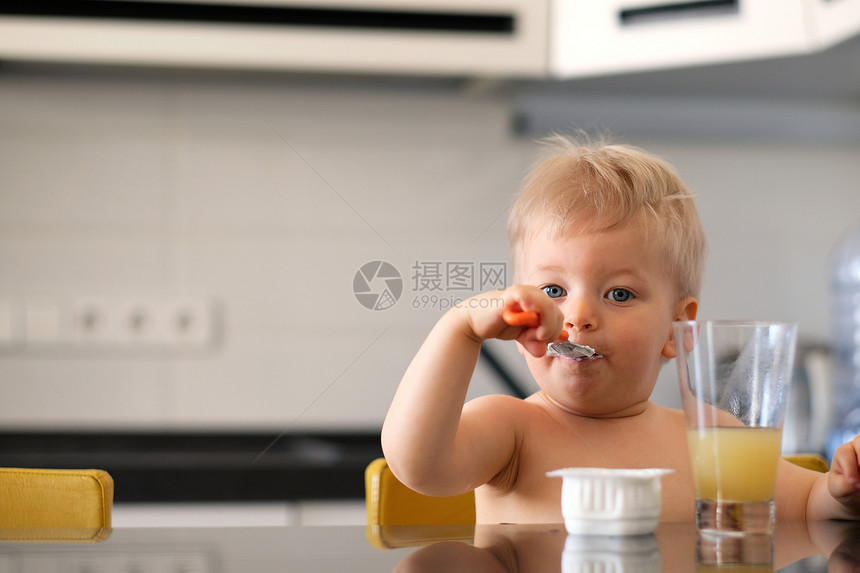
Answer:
[
  {"left": 160, "top": 298, "right": 214, "bottom": 348},
  {"left": 1, "top": 295, "right": 219, "bottom": 353},
  {"left": 117, "top": 299, "right": 160, "bottom": 346},
  {"left": 71, "top": 297, "right": 114, "bottom": 344},
  {"left": 79, "top": 297, "right": 216, "bottom": 349}
]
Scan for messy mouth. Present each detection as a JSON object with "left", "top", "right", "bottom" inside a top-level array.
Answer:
[
  {"left": 566, "top": 354, "right": 603, "bottom": 362},
  {"left": 546, "top": 341, "right": 604, "bottom": 360}
]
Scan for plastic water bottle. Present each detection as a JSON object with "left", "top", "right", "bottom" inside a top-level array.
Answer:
[{"left": 827, "top": 220, "right": 860, "bottom": 460}]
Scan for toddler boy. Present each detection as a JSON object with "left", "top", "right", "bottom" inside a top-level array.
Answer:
[{"left": 382, "top": 137, "right": 860, "bottom": 523}]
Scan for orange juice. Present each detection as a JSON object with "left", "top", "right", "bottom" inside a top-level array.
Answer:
[{"left": 687, "top": 427, "right": 782, "bottom": 502}]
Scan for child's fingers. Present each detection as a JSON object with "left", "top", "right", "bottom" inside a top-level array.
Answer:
[
  {"left": 502, "top": 305, "right": 567, "bottom": 343},
  {"left": 497, "top": 286, "right": 567, "bottom": 345},
  {"left": 830, "top": 438, "right": 860, "bottom": 498},
  {"left": 832, "top": 446, "right": 856, "bottom": 480},
  {"left": 844, "top": 437, "right": 860, "bottom": 483},
  {"left": 520, "top": 338, "right": 551, "bottom": 357}
]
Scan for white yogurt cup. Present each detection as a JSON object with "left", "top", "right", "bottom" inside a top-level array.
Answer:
[{"left": 546, "top": 468, "right": 673, "bottom": 536}]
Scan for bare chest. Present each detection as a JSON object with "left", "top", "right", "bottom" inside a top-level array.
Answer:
[{"left": 476, "top": 409, "right": 696, "bottom": 523}]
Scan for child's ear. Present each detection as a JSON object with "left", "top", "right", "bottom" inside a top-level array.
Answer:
[{"left": 661, "top": 297, "right": 698, "bottom": 359}]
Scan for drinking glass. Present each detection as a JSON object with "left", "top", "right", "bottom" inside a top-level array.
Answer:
[
  {"left": 696, "top": 532, "right": 774, "bottom": 572},
  {"left": 674, "top": 320, "right": 797, "bottom": 535}
]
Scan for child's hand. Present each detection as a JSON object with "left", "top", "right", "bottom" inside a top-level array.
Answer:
[
  {"left": 456, "top": 285, "right": 565, "bottom": 356},
  {"left": 828, "top": 435, "right": 860, "bottom": 511}
]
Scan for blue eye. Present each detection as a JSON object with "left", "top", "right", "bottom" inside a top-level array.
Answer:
[
  {"left": 607, "top": 288, "right": 633, "bottom": 302},
  {"left": 542, "top": 285, "right": 566, "bottom": 299}
]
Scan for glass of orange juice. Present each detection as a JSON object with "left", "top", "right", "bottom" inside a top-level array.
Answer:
[{"left": 673, "top": 321, "right": 797, "bottom": 535}]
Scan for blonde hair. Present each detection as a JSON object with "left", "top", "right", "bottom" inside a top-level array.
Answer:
[{"left": 508, "top": 135, "right": 706, "bottom": 299}]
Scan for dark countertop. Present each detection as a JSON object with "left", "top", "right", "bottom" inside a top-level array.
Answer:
[{"left": 0, "top": 431, "right": 383, "bottom": 502}]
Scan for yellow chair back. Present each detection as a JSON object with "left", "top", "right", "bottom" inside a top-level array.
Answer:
[
  {"left": 365, "top": 458, "right": 475, "bottom": 526},
  {"left": 365, "top": 458, "right": 475, "bottom": 549},
  {"left": 0, "top": 467, "right": 114, "bottom": 542}
]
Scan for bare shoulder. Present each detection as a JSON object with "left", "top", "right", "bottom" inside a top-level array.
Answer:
[
  {"left": 464, "top": 393, "right": 523, "bottom": 408},
  {"left": 604, "top": 402, "right": 688, "bottom": 442},
  {"left": 460, "top": 393, "right": 548, "bottom": 438},
  {"left": 463, "top": 393, "right": 542, "bottom": 416},
  {"left": 466, "top": 394, "right": 540, "bottom": 408},
  {"left": 641, "top": 405, "right": 690, "bottom": 455},
  {"left": 653, "top": 404, "right": 688, "bottom": 426},
  {"left": 462, "top": 393, "right": 561, "bottom": 433}
]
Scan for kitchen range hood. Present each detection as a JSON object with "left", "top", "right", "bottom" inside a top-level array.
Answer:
[{"left": 0, "top": 0, "right": 858, "bottom": 78}]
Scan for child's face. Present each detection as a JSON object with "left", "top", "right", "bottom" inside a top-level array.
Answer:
[{"left": 516, "top": 214, "right": 697, "bottom": 418}]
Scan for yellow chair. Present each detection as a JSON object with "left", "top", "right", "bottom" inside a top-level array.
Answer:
[
  {"left": 0, "top": 467, "right": 114, "bottom": 542},
  {"left": 784, "top": 453, "right": 830, "bottom": 473},
  {"left": 365, "top": 458, "right": 475, "bottom": 548}
]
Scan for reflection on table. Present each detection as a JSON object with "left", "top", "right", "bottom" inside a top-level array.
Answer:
[
  {"left": 0, "top": 520, "right": 858, "bottom": 572},
  {"left": 382, "top": 520, "right": 860, "bottom": 573}
]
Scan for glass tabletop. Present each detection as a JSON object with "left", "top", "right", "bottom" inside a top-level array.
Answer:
[{"left": 0, "top": 520, "right": 857, "bottom": 572}]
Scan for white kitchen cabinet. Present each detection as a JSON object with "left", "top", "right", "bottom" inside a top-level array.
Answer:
[
  {"left": 0, "top": 0, "right": 549, "bottom": 77},
  {"left": 0, "top": 1, "right": 857, "bottom": 79},
  {"left": 806, "top": 0, "right": 860, "bottom": 48},
  {"left": 550, "top": 0, "right": 813, "bottom": 77}
]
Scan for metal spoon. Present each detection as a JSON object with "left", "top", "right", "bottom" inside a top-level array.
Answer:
[{"left": 547, "top": 341, "right": 597, "bottom": 359}]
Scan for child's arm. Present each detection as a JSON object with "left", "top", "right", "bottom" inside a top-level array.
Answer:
[
  {"left": 381, "top": 285, "right": 564, "bottom": 497},
  {"left": 802, "top": 436, "right": 860, "bottom": 520}
]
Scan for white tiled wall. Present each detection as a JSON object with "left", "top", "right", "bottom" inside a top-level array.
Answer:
[
  {"left": 1, "top": 66, "right": 859, "bottom": 429},
  {"left": 0, "top": 68, "right": 528, "bottom": 430}
]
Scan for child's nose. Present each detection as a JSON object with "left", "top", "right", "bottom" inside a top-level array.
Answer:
[{"left": 563, "top": 297, "right": 596, "bottom": 333}]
